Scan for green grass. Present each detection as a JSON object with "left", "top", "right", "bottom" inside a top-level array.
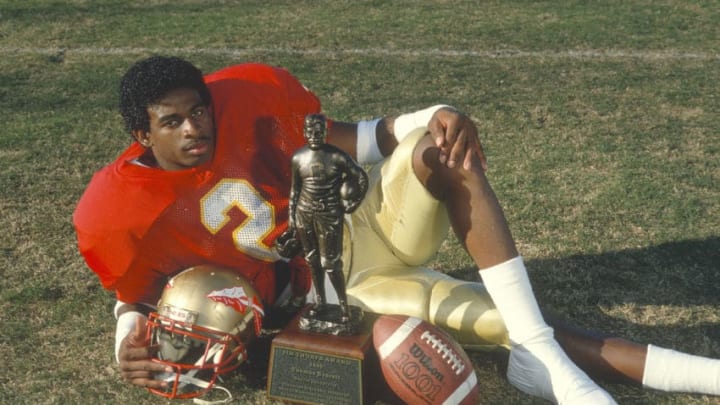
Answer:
[{"left": 1, "top": 1, "right": 719, "bottom": 404}]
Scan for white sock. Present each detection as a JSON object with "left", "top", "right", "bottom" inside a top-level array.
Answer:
[
  {"left": 643, "top": 344, "right": 720, "bottom": 395},
  {"left": 480, "top": 257, "right": 616, "bottom": 404}
]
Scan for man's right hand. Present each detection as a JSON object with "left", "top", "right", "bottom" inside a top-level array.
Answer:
[{"left": 117, "top": 317, "right": 170, "bottom": 389}]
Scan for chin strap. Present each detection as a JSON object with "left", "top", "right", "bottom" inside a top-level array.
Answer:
[
  {"left": 157, "top": 343, "right": 234, "bottom": 405},
  {"left": 192, "top": 384, "right": 233, "bottom": 405},
  {"left": 157, "top": 372, "right": 233, "bottom": 405}
]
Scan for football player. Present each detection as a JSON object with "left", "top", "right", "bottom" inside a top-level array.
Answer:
[{"left": 74, "top": 56, "right": 720, "bottom": 404}]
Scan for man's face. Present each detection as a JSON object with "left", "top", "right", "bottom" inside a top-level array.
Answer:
[{"left": 134, "top": 87, "right": 215, "bottom": 171}]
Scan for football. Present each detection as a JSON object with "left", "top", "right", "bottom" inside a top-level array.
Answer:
[{"left": 372, "top": 314, "right": 479, "bottom": 405}]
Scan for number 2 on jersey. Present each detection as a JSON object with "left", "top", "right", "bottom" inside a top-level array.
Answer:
[{"left": 200, "top": 179, "right": 280, "bottom": 262}]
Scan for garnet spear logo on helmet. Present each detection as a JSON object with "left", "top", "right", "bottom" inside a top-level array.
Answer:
[{"left": 207, "top": 287, "right": 265, "bottom": 334}]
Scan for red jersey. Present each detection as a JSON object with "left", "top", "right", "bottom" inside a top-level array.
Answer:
[{"left": 73, "top": 64, "right": 321, "bottom": 305}]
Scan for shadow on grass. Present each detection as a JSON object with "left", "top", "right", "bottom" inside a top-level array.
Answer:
[
  {"left": 528, "top": 236, "right": 720, "bottom": 306},
  {"left": 449, "top": 236, "right": 720, "bottom": 354}
]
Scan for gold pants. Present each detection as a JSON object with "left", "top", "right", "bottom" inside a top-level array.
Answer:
[{"left": 344, "top": 129, "right": 509, "bottom": 348}]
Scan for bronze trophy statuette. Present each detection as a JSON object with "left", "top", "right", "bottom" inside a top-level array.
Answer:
[
  {"left": 267, "top": 114, "right": 393, "bottom": 405},
  {"left": 288, "top": 113, "right": 368, "bottom": 336}
]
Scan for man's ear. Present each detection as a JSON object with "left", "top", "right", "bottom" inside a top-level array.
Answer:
[{"left": 132, "top": 129, "right": 152, "bottom": 148}]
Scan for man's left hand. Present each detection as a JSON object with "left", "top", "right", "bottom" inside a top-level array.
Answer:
[{"left": 428, "top": 108, "right": 487, "bottom": 171}]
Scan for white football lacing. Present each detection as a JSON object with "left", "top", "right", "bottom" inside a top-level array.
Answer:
[{"left": 420, "top": 330, "right": 465, "bottom": 375}]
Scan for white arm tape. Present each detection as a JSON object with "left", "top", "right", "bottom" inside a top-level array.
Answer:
[
  {"left": 115, "top": 309, "right": 146, "bottom": 363},
  {"left": 393, "top": 104, "right": 450, "bottom": 142},
  {"left": 356, "top": 118, "right": 383, "bottom": 164},
  {"left": 113, "top": 300, "right": 126, "bottom": 318}
]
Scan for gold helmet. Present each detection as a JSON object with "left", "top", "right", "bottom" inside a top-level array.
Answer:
[{"left": 146, "top": 265, "right": 264, "bottom": 400}]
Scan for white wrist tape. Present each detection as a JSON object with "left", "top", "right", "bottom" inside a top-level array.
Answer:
[
  {"left": 115, "top": 311, "right": 146, "bottom": 363},
  {"left": 113, "top": 300, "right": 126, "bottom": 318},
  {"left": 356, "top": 118, "right": 383, "bottom": 164},
  {"left": 393, "top": 104, "right": 450, "bottom": 142}
]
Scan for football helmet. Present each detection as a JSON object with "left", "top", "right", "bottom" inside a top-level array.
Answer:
[{"left": 146, "top": 265, "right": 264, "bottom": 401}]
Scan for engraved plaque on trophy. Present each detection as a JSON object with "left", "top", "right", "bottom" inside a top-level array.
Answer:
[
  {"left": 267, "top": 307, "right": 389, "bottom": 405},
  {"left": 267, "top": 114, "right": 394, "bottom": 404}
]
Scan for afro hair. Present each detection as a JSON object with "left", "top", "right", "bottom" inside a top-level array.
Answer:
[{"left": 119, "top": 56, "right": 211, "bottom": 134}]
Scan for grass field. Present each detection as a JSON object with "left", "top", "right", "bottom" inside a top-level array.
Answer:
[{"left": 1, "top": 1, "right": 718, "bottom": 404}]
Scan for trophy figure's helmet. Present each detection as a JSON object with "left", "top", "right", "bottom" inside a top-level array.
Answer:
[{"left": 146, "top": 265, "right": 264, "bottom": 400}]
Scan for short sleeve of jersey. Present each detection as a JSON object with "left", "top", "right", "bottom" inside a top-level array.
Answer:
[
  {"left": 205, "top": 63, "right": 321, "bottom": 146},
  {"left": 204, "top": 64, "right": 325, "bottom": 186}
]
